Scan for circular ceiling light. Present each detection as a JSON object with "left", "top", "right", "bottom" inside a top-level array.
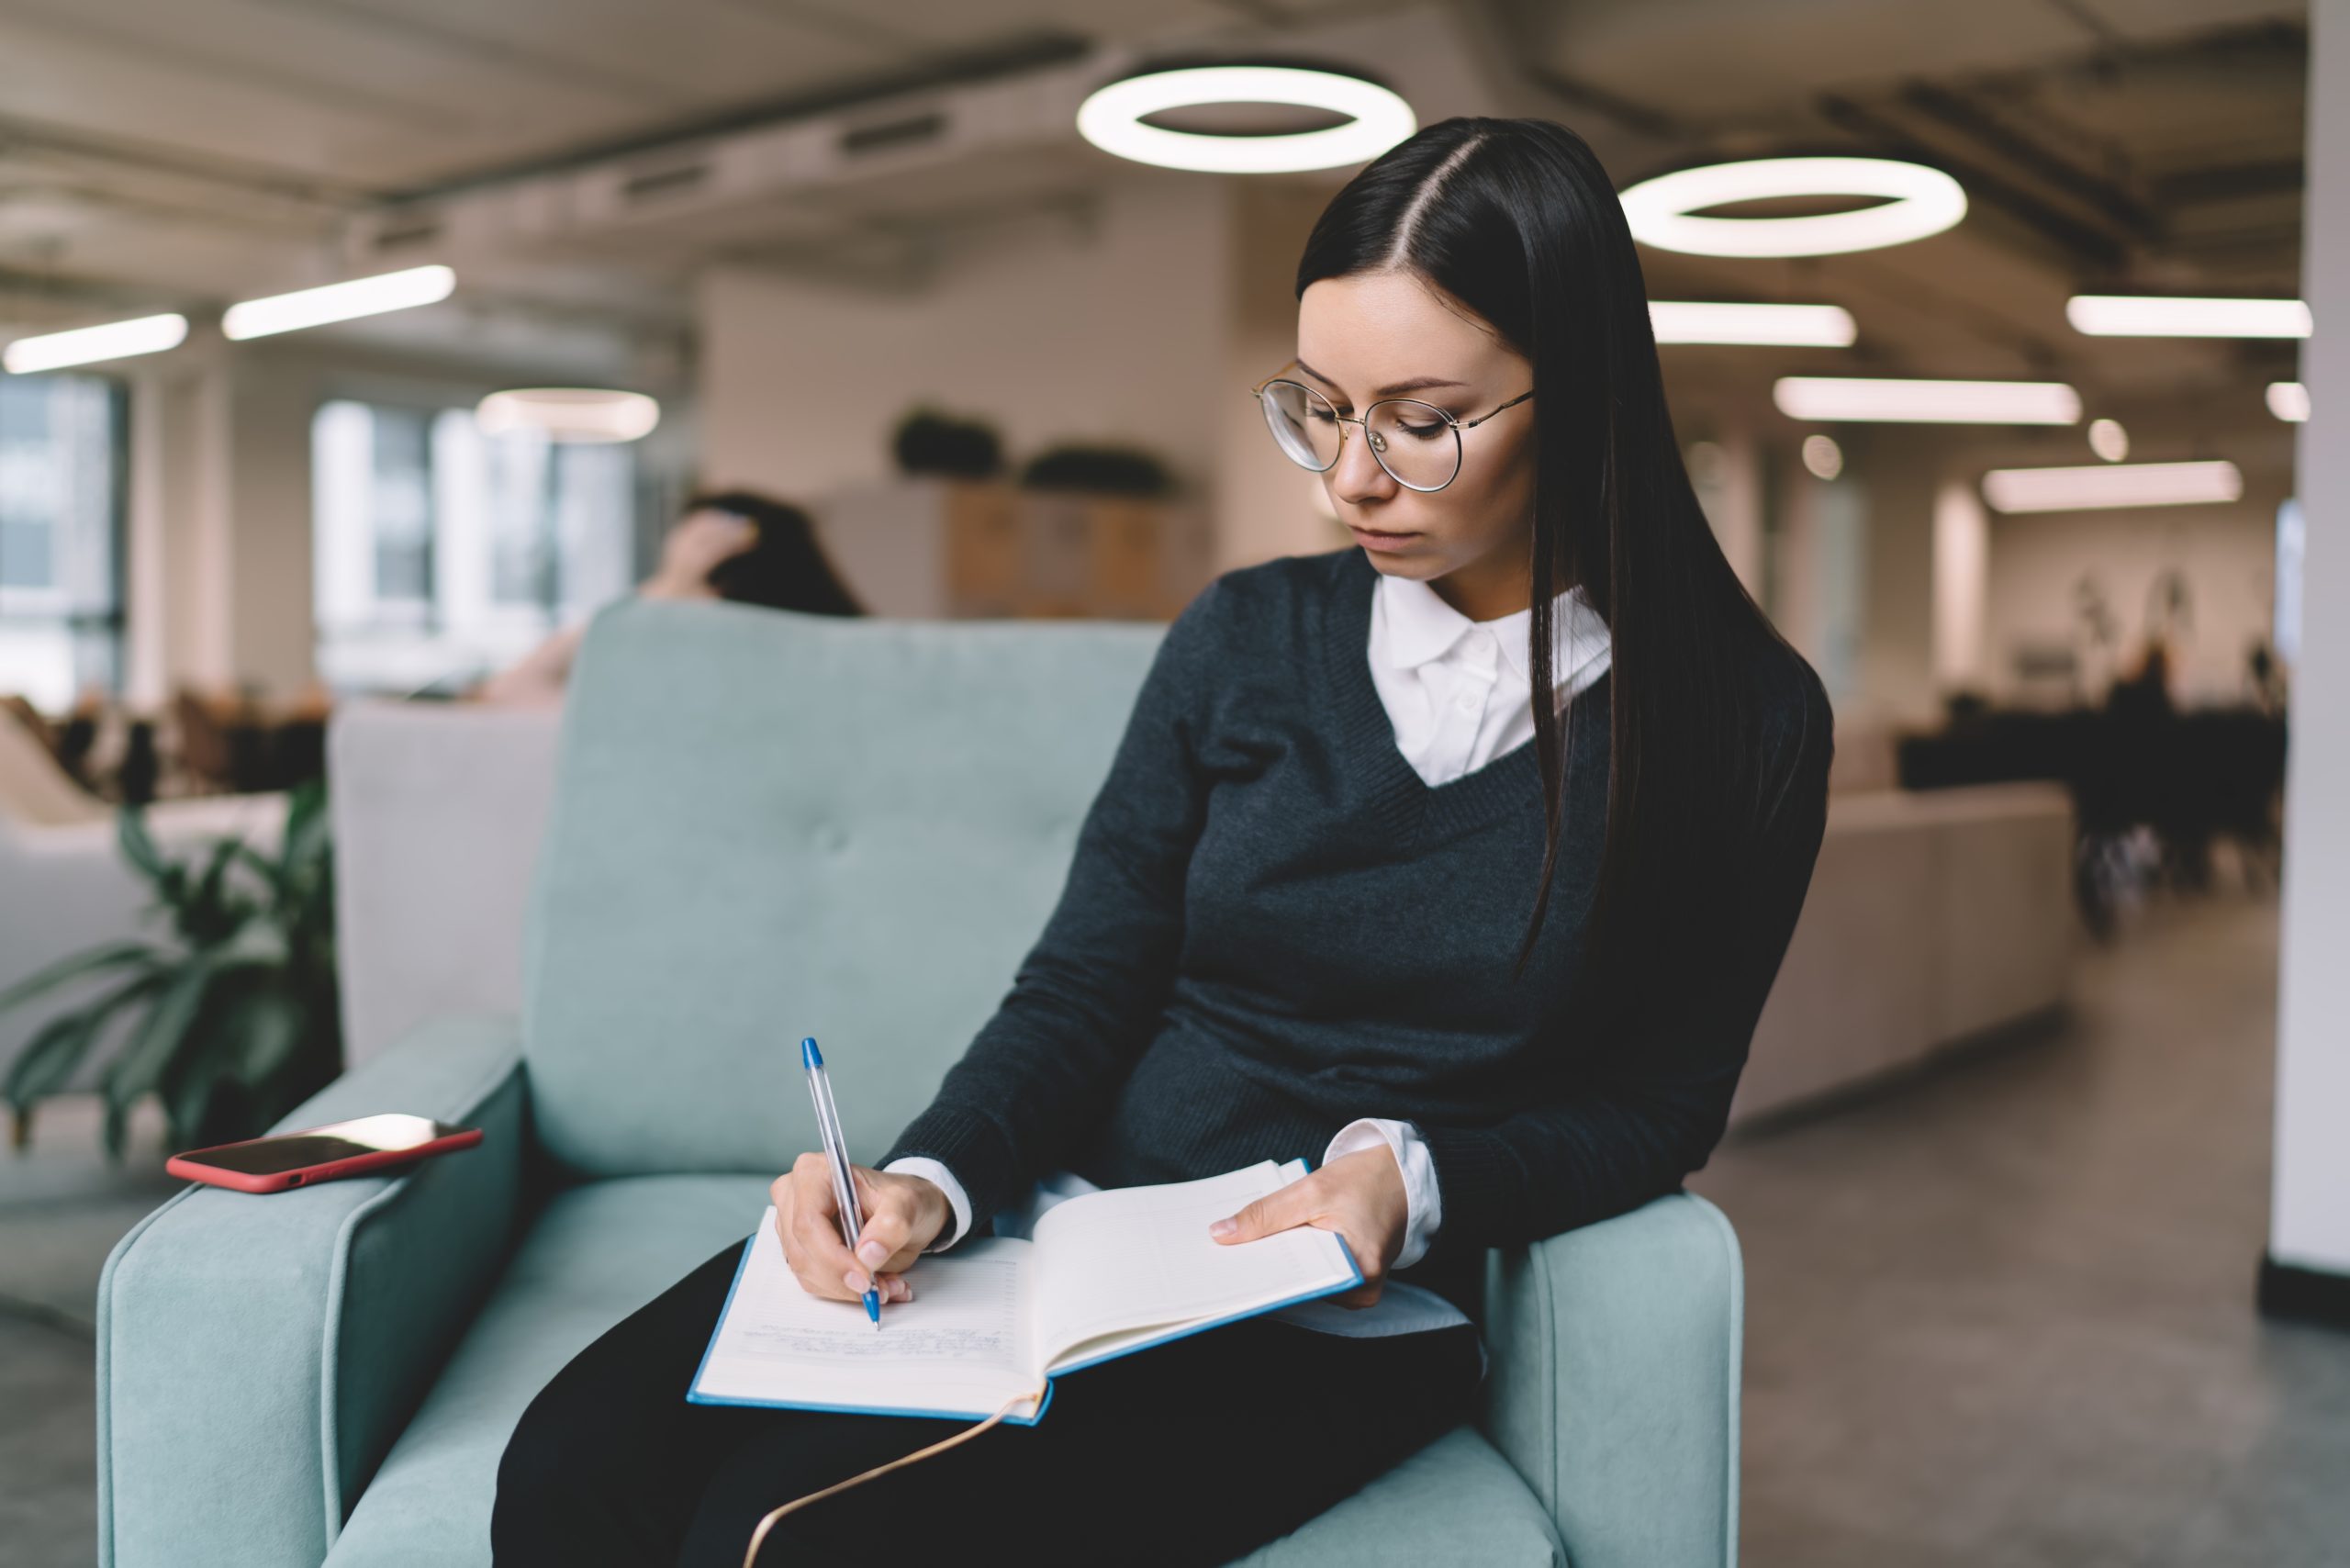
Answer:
[
  {"left": 1076, "top": 63, "right": 1415, "bottom": 174},
  {"left": 1619, "top": 156, "right": 1967, "bottom": 258},
  {"left": 476, "top": 388, "right": 660, "bottom": 444}
]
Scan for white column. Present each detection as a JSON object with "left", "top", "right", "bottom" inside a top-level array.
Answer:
[
  {"left": 2270, "top": 0, "right": 2350, "bottom": 1286},
  {"left": 1932, "top": 477, "right": 1989, "bottom": 693}
]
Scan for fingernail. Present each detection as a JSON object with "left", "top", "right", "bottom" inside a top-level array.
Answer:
[
  {"left": 843, "top": 1270, "right": 866, "bottom": 1294},
  {"left": 856, "top": 1240, "right": 886, "bottom": 1268},
  {"left": 1208, "top": 1217, "right": 1237, "bottom": 1238}
]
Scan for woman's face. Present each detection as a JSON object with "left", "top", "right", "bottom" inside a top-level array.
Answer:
[{"left": 1294, "top": 270, "right": 1539, "bottom": 620}]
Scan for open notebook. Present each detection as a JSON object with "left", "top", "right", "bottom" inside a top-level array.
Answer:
[{"left": 688, "top": 1159, "right": 1360, "bottom": 1424}]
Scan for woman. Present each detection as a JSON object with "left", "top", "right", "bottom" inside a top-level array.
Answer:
[
  {"left": 493, "top": 116, "right": 1833, "bottom": 1566},
  {"left": 471, "top": 489, "right": 863, "bottom": 705}
]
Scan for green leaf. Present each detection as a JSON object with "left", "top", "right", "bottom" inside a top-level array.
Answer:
[
  {"left": 279, "top": 782, "right": 330, "bottom": 882},
  {"left": 194, "top": 835, "right": 242, "bottom": 907},
  {"left": 99, "top": 956, "right": 224, "bottom": 1114},
  {"left": 3, "top": 969, "right": 167, "bottom": 1108},
  {"left": 160, "top": 979, "right": 307, "bottom": 1149},
  {"left": 230, "top": 989, "right": 309, "bottom": 1087},
  {"left": 231, "top": 842, "right": 287, "bottom": 901},
  {"left": 117, "top": 807, "right": 171, "bottom": 885},
  {"left": 0, "top": 942, "right": 158, "bottom": 1018}
]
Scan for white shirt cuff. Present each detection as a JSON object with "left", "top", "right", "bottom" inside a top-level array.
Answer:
[
  {"left": 879, "top": 1157, "right": 972, "bottom": 1253},
  {"left": 1322, "top": 1117, "right": 1442, "bottom": 1271}
]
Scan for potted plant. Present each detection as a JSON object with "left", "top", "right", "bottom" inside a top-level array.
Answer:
[
  {"left": 0, "top": 781, "right": 341, "bottom": 1159},
  {"left": 1017, "top": 442, "right": 1175, "bottom": 498},
  {"left": 890, "top": 406, "right": 1005, "bottom": 480}
]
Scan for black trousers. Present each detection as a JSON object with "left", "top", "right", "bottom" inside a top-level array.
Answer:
[{"left": 492, "top": 1238, "right": 1485, "bottom": 1567}]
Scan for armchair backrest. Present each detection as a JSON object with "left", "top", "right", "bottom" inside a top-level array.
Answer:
[{"left": 522, "top": 598, "right": 1164, "bottom": 1180}]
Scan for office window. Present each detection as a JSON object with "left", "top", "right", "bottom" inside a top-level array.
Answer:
[
  {"left": 0, "top": 374, "right": 125, "bottom": 711},
  {"left": 312, "top": 399, "right": 639, "bottom": 694}
]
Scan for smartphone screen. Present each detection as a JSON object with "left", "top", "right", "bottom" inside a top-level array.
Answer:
[{"left": 177, "top": 1114, "right": 463, "bottom": 1175}]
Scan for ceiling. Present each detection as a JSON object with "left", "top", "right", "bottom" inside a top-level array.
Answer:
[{"left": 0, "top": 0, "right": 2312, "bottom": 461}]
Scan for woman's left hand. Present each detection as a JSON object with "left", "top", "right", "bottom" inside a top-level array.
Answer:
[{"left": 1207, "top": 1146, "right": 1409, "bottom": 1308}]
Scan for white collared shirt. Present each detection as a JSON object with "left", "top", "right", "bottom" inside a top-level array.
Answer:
[{"left": 889, "top": 564, "right": 1613, "bottom": 1281}]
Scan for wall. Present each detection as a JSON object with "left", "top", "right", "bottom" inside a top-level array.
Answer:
[
  {"left": 698, "top": 174, "right": 1233, "bottom": 512},
  {"left": 2271, "top": 0, "right": 2350, "bottom": 1282},
  {"left": 1215, "top": 178, "right": 1353, "bottom": 572},
  {"left": 1981, "top": 496, "right": 2282, "bottom": 708},
  {"left": 1857, "top": 428, "right": 1945, "bottom": 725}
]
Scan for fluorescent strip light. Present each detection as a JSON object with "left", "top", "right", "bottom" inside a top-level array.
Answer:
[
  {"left": 1981, "top": 459, "right": 2243, "bottom": 513},
  {"left": 476, "top": 387, "right": 660, "bottom": 443},
  {"left": 2065, "top": 296, "right": 2311, "bottom": 338},
  {"left": 4, "top": 312, "right": 187, "bottom": 374},
  {"left": 2268, "top": 381, "right": 2311, "bottom": 422},
  {"left": 222, "top": 264, "right": 454, "bottom": 341},
  {"left": 1650, "top": 301, "right": 1856, "bottom": 346},
  {"left": 1619, "top": 156, "right": 1967, "bottom": 258},
  {"left": 1774, "top": 376, "right": 2080, "bottom": 425},
  {"left": 1077, "top": 65, "right": 1416, "bottom": 174}
]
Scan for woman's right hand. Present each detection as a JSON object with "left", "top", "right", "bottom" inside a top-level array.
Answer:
[{"left": 769, "top": 1155, "right": 951, "bottom": 1305}]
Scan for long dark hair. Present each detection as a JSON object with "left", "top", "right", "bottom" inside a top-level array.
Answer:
[
  {"left": 686, "top": 489, "right": 866, "bottom": 616},
  {"left": 1297, "top": 118, "right": 1809, "bottom": 980}
]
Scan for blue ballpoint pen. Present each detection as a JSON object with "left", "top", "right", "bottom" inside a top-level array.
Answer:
[{"left": 800, "top": 1036, "right": 882, "bottom": 1327}]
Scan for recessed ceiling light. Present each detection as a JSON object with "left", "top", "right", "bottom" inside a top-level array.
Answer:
[
  {"left": 223, "top": 264, "right": 454, "bottom": 341},
  {"left": 1649, "top": 301, "right": 1856, "bottom": 346},
  {"left": 2267, "top": 381, "right": 2311, "bottom": 422},
  {"left": 2087, "top": 418, "right": 2129, "bottom": 462},
  {"left": 476, "top": 387, "right": 660, "bottom": 443},
  {"left": 1076, "top": 63, "right": 1415, "bottom": 174},
  {"left": 1619, "top": 157, "right": 1967, "bottom": 257},
  {"left": 2065, "top": 296, "right": 2311, "bottom": 338},
  {"left": 1774, "top": 376, "right": 2080, "bottom": 425},
  {"left": 4, "top": 312, "right": 187, "bottom": 374},
  {"left": 1981, "top": 459, "right": 2243, "bottom": 513}
]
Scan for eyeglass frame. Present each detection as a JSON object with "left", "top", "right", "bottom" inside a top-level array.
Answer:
[{"left": 1248, "top": 358, "right": 1536, "bottom": 493}]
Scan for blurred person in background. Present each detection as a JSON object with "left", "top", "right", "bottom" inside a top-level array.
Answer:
[{"left": 471, "top": 489, "right": 865, "bottom": 706}]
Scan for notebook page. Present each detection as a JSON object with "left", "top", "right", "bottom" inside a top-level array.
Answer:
[
  {"left": 690, "top": 1208, "right": 1047, "bottom": 1420},
  {"left": 1029, "top": 1162, "right": 1357, "bottom": 1371}
]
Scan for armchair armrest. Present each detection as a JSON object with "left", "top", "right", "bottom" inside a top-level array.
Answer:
[
  {"left": 1479, "top": 1192, "right": 1743, "bottom": 1568},
  {"left": 96, "top": 1016, "right": 527, "bottom": 1568}
]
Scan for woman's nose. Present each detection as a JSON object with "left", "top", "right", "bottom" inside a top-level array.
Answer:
[{"left": 1330, "top": 423, "right": 1398, "bottom": 504}]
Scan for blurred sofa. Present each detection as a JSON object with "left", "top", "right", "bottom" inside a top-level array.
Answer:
[
  {"left": 0, "top": 713, "right": 286, "bottom": 1094},
  {"left": 1729, "top": 781, "right": 2076, "bottom": 1123},
  {"left": 328, "top": 702, "right": 563, "bottom": 1068}
]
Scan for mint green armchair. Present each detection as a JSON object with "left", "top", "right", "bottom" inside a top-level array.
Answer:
[{"left": 97, "top": 599, "right": 1742, "bottom": 1567}]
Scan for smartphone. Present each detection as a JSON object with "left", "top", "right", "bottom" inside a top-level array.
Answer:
[{"left": 166, "top": 1113, "right": 483, "bottom": 1193}]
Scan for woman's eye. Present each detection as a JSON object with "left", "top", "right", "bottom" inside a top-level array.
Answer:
[{"left": 1395, "top": 420, "right": 1447, "bottom": 439}]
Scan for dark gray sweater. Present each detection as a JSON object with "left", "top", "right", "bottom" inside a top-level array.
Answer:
[{"left": 884, "top": 543, "right": 1832, "bottom": 1292}]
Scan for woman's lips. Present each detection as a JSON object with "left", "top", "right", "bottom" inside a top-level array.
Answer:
[{"left": 1349, "top": 525, "right": 1417, "bottom": 554}]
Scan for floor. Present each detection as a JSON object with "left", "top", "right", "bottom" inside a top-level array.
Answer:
[
  {"left": 0, "top": 1094, "right": 176, "bottom": 1568},
  {"left": 1691, "top": 889, "right": 2350, "bottom": 1567},
  {"left": 1, "top": 890, "right": 2344, "bottom": 1566}
]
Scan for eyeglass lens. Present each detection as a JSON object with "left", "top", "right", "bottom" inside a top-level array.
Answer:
[{"left": 1259, "top": 382, "right": 1461, "bottom": 490}]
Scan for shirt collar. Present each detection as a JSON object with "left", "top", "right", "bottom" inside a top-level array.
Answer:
[{"left": 1376, "top": 569, "right": 1611, "bottom": 686}]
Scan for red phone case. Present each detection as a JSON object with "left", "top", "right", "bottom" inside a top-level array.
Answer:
[{"left": 166, "top": 1123, "right": 484, "bottom": 1193}]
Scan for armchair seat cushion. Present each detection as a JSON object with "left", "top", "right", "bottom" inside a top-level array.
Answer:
[
  {"left": 324, "top": 1174, "right": 770, "bottom": 1567},
  {"left": 320, "top": 1174, "right": 1561, "bottom": 1568}
]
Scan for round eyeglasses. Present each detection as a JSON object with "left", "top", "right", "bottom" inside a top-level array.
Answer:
[{"left": 1249, "top": 361, "right": 1534, "bottom": 493}]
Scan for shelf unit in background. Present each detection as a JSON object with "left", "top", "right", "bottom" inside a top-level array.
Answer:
[{"left": 815, "top": 477, "right": 1213, "bottom": 622}]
